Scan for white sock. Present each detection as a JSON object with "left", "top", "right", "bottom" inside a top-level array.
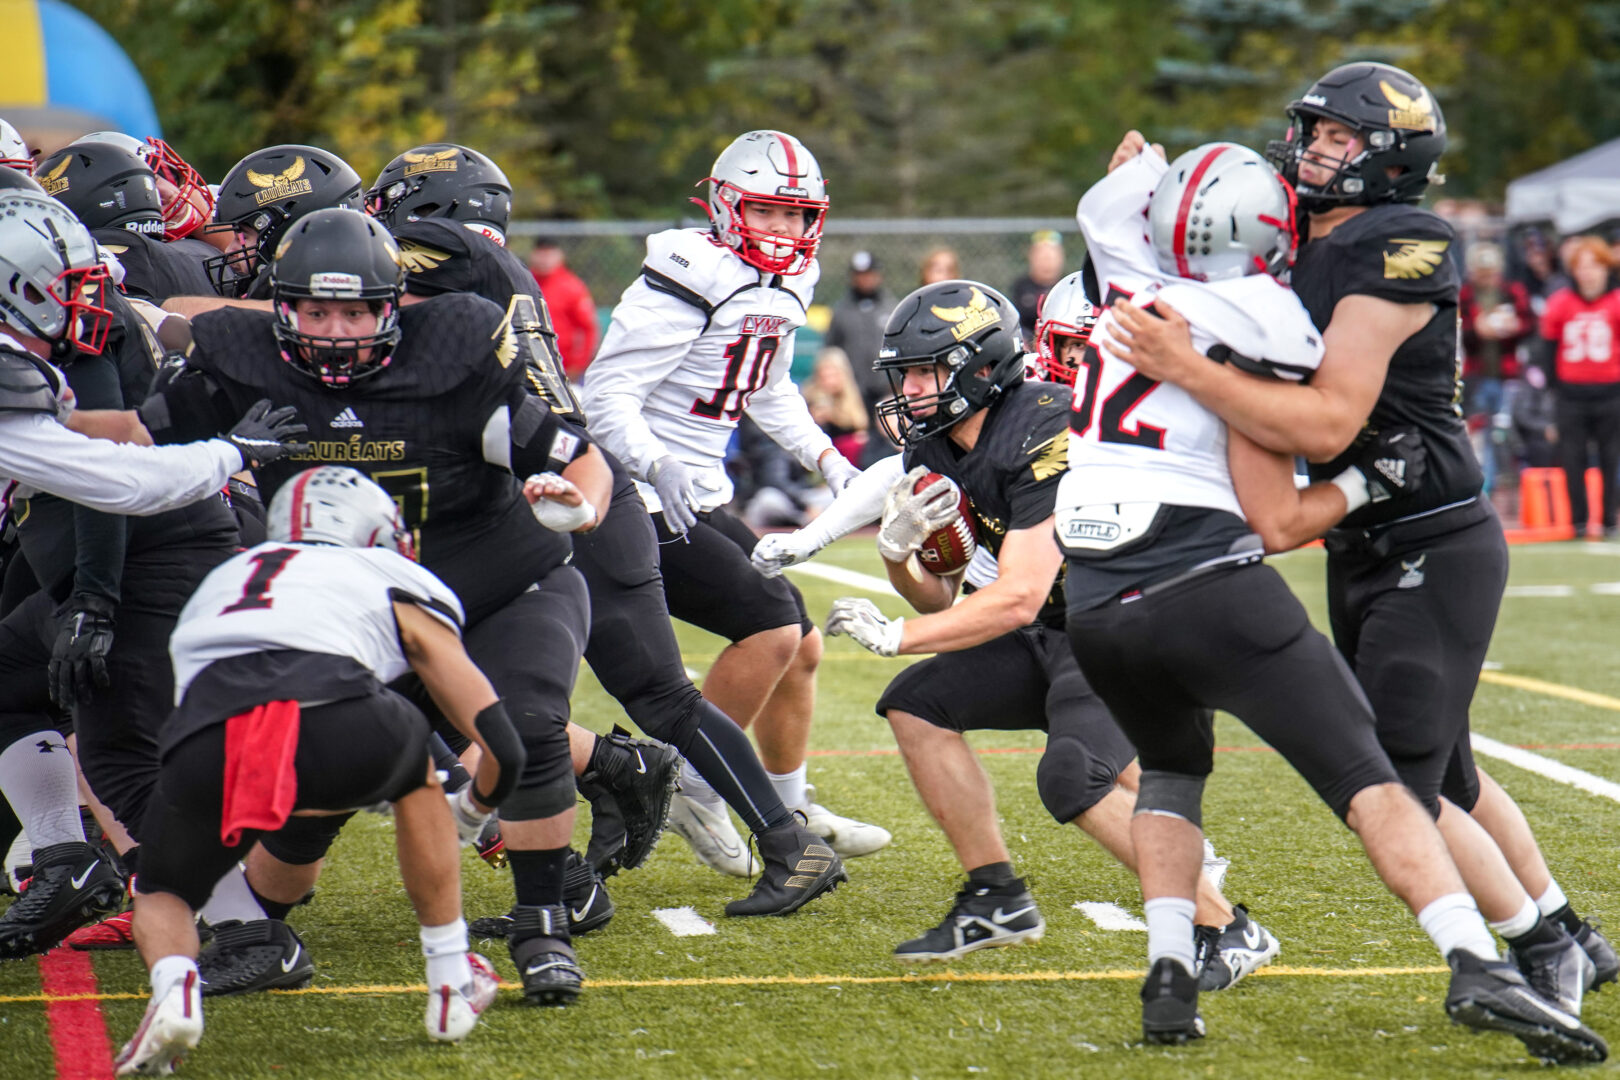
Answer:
[
  {"left": 1143, "top": 896, "right": 1199, "bottom": 975},
  {"left": 4, "top": 831, "right": 30, "bottom": 887},
  {"left": 1488, "top": 895, "right": 1542, "bottom": 940},
  {"left": 420, "top": 918, "right": 472, "bottom": 991},
  {"left": 767, "top": 764, "right": 807, "bottom": 812},
  {"left": 1536, "top": 880, "right": 1570, "bottom": 918},
  {"left": 0, "top": 731, "right": 85, "bottom": 848},
  {"left": 677, "top": 759, "right": 724, "bottom": 810},
  {"left": 198, "top": 864, "right": 268, "bottom": 926},
  {"left": 150, "top": 954, "right": 199, "bottom": 1001},
  {"left": 1418, "top": 893, "right": 1498, "bottom": 961}
]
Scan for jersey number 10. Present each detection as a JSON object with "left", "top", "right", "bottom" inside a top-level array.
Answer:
[{"left": 691, "top": 334, "right": 779, "bottom": 421}]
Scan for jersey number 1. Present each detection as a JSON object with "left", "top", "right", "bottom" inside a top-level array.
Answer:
[
  {"left": 691, "top": 335, "right": 779, "bottom": 421},
  {"left": 221, "top": 547, "right": 299, "bottom": 613}
]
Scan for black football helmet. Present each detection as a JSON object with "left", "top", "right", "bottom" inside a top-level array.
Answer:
[
  {"left": 269, "top": 208, "right": 405, "bottom": 388},
  {"left": 208, "top": 144, "right": 364, "bottom": 297},
  {"left": 1266, "top": 62, "right": 1446, "bottom": 213},
  {"left": 0, "top": 167, "right": 44, "bottom": 194},
  {"left": 874, "top": 279, "right": 1026, "bottom": 446},
  {"left": 35, "top": 142, "right": 165, "bottom": 236},
  {"left": 366, "top": 143, "right": 512, "bottom": 244}
]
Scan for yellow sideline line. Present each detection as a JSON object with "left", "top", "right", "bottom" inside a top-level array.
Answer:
[
  {"left": 1480, "top": 671, "right": 1620, "bottom": 712},
  {"left": 0, "top": 965, "right": 1449, "bottom": 1004}
]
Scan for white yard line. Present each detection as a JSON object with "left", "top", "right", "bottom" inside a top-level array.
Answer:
[
  {"left": 1470, "top": 734, "right": 1620, "bottom": 805},
  {"left": 1074, "top": 902, "right": 1147, "bottom": 931},
  {"left": 1503, "top": 584, "right": 1576, "bottom": 597},
  {"left": 784, "top": 561, "right": 898, "bottom": 596},
  {"left": 652, "top": 907, "right": 717, "bottom": 937}
]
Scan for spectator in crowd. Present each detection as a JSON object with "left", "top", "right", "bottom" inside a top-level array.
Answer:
[
  {"left": 1513, "top": 229, "right": 1568, "bottom": 316},
  {"left": 919, "top": 247, "right": 960, "bottom": 286},
  {"left": 824, "top": 250, "right": 895, "bottom": 463},
  {"left": 1009, "top": 228, "right": 1065, "bottom": 339},
  {"left": 803, "top": 346, "right": 869, "bottom": 466},
  {"left": 1460, "top": 241, "right": 1533, "bottom": 492},
  {"left": 527, "top": 238, "right": 599, "bottom": 379},
  {"left": 1538, "top": 236, "right": 1620, "bottom": 538}
]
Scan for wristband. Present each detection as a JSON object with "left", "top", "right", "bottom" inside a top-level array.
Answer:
[{"left": 1329, "top": 466, "right": 1371, "bottom": 514}]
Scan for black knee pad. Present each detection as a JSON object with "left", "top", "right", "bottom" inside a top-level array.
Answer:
[
  {"left": 1037, "top": 734, "right": 1123, "bottom": 824},
  {"left": 499, "top": 773, "right": 576, "bottom": 822},
  {"left": 260, "top": 812, "right": 354, "bottom": 866},
  {"left": 1134, "top": 769, "right": 1206, "bottom": 829}
]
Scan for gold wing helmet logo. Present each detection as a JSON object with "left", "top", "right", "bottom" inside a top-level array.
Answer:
[
  {"left": 1026, "top": 433, "right": 1068, "bottom": 482},
  {"left": 1381, "top": 79, "right": 1436, "bottom": 131},
  {"left": 931, "top": 286, "right": 1001, "bottom": 342},
  {"left": 246, "top": 156, "right": 314, "bottom": 206},
  {"left": 40, "top": 155, "right": 71, "bottom": 196},
  {"left": 401, "top": 149, "right": 459, "bottom": 177},
  {"left": 1383, "top": 238, "right": 1449, "bottom": 280},
  {"left": 396, "top": 238, "right": 450, "bottom": 274}
]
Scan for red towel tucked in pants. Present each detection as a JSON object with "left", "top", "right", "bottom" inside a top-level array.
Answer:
[{"left": 221, "top": 701, "right": 301, "bottom": 846}]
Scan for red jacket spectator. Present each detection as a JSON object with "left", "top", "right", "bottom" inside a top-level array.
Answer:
[
  {"left": 528, "top": 241, "right": 599, "bottom": 379},
  {"left": 1540, "top": 285, "right": 1620, "bottom": 387},
  {"left": 1460, "top": 279, "right": 1532, "bottom": 380}
]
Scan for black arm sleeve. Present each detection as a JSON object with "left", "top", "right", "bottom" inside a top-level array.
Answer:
[
  {"left": 63, "top": 356, "right": 128, "bottom": 605},
  {"left": 137, "top": 361, "right": 238, "bottom": 445},
  {"left": 506, "top": 392, "right": 593, "bottom": 477}
]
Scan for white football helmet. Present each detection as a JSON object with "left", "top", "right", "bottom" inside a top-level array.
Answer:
[
  {"left": 267, "top": 467, "right": 414, "bottom": 559},
  {"left": 1146, "top": 142, "right": 1297, "bottom": 282},
  {"left": 0, "top": 119, "right": 30, "bottom": 174},
  {"left": 0, "top": 191, "right": 113, "bottom": 353},
  {"left": 699, "top": 130, "right": 826, "bottom": 276},
  {"left": 1033, "top": 270, "right": 1098, "bottom": 388}
]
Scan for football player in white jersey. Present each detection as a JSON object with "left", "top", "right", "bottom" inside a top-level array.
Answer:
[
  {"left": 116, "top": 469, "right": 525, "bottom": 1075},
  {"left": 1055, "top": 140, "right": 1604, "bottom": 1062},
  {"left": 581, "top": 130, "right": 887, "bottom": 871}
]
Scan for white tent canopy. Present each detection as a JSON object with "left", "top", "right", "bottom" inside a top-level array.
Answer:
[{"left": 1505, "top": 138, "right": 1620, "bottom": 234}]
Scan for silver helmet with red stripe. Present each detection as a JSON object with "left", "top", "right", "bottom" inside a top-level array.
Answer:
[
  {"left": 698, "top": 130, "right": 826, "bottom": 276},
  {"left": 1032, "top": 270, "right": 1097, "bottom": 387},
  {"left": 1147, "top": 142, "right": 1297, "bottom": 283},
  {"left": 267, "top": 467, "right": 414, "bottom": 558},
  {"left": 0, "top": 118, "right": 32, "bottom": 174}
]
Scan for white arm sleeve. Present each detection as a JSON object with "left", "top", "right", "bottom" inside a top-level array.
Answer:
[
  {"left": 742, "top": 331, "right": 837, "bottom": 472},
  {"left": 579, "top": 280, "right": 705, "bottom": 481},
  {"left": 0, "top": 412, "right": 240, "bottom": 515},
  {"left": 798, "top": 453, "right": 904, "bottom": 549}
]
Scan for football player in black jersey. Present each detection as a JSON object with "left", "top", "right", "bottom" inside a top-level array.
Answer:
[
  {"left": 108, "top": 208, "right": 610, "bottom": 1005},
  {"left": 366, "top": 144, "right": 843, "bottom": 918},
  {"left": 826, "top": 281, "right": 1276, "bottom": 986},
  {"left": 1104, "top": 63, "right": 1616, "bottom": 1016}
]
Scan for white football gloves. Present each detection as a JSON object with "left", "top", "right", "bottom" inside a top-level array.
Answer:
[
  {"left": 876, "top": 465, "right": 962, "bottom": 564},
  {"left": 820, "top": 451, "right": 862, "bottom": 496},
  {"left": 751, "top": 531, "right": 820, "bottom": 578},
  {"left": 825, "top": 597, "right": 904, "bottom": 657},
  {"left": 650, "top": 454, "right": 719, "bottom": 537},
  {"left": 448, "top": 786, "right": 491, "bottom": 847}
]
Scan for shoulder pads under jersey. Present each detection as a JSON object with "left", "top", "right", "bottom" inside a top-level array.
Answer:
[
  {"left": 639, "top": 228, "right": 757, "bottom": 313},
  {"left": 0, "top": 348, "right": 62, "bottom": 415}
]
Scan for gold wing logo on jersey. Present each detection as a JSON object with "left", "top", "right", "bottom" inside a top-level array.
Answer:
[
  {"left": 1381, "top": 80, "right": 1436, "bottom": 131},
  {"left": 492, "top": 307, "right": 519, "bottom": 369},
  {"left": 1383, "top": 238, "right": 1449, "bottom": 280},
  {"left": 246, "top": 156, "right": 313, "bottom": 206},
  {"left": 40, "top": 154, "right": 71, "bottom": 195},
  {"left": 1026, "top": 433, "right": 1068, "bottom": 481},
  {"left": 931, "top": 286, "right": 1000, "bottom": 342},
  {"left": 401, "top": 148, "right": 459, "bottom": 177},
  {"left": 396, "top": 238, "right": 451, "bottom": 275}
]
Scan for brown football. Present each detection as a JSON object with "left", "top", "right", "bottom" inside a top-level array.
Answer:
[{"left": 914, "top": 472, "right": 977, "bottom": 576}]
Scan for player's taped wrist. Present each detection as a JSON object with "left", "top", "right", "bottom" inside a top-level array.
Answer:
[
  {"left": 531, "top": 494, "right": 597, "bottom": 532},
  {"left": 1329, "top": 466, "right": 1372, "bottom": 514},
  {"left": 448, "top": 786, "right": 490, "bottom": 845},
  {"left": 470, "top": 700, "right": 526, "bottom": 807}
]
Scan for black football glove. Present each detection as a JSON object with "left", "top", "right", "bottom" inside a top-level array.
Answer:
[
  {"left": 1353, "top": 426, "right": 1427, "bottom": 503},
  {"left": 49, "top": 593, "right": 116, "bottom": 707},
  {"left": 226, "top": 399, "right": 309, "bottom": 468}
]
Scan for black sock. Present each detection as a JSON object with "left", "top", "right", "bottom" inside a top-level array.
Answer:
[
  {"left": 247, "top": 881, "right": 295, "bottom": 922},
  {"left": 967, "top": 861, "right": 1019, "bottom": 890},
  {"left": 508, "top": 846, "right": 570, "bottom": 908},
  {"left": 1505, "top": 913, "right": 1566, "bottom": 950},
  {"left": 685, "top": 702, "right": 793, "bottom": 833},
  {"left": 429, "top": 733, "right": 471, "bottom": 794},
  {"left": 1548, "top": 903, "right": 1586, "bottom": 935}
]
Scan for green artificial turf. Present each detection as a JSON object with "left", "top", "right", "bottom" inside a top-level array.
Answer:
[{"left": 3, "top": 540, "right": 1620, "bottom": 1078}]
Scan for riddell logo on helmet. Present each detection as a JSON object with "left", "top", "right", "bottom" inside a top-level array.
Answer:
[
  {"left": 246, "top": 157, "right": 315, "bottom": 206},
  {"left": 121, "top": 219, "right": 166, "bottom": 237},
  {"left": 309, "top": 272, "right": 363, "bottom": 295},
  {"left": 775, "top": 186, "right": 809, "bottom": 198},
  {"left": 402, "top": 149, "right": 459, "bottom": 177}
]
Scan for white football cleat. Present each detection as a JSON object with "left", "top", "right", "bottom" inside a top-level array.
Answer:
[
  {"left": 797, "top": 785, "right": 891, "bottom": 857},
  {"left": 666, "top": 793, "right": 754, "bottom": 877},
  {"left": 1202, "top": 838, "right": 1230, "bottom": 892},
  {"left": 426, "top": 952, "right": 499, "bottom": 1043},
  {"left": 115, "top": 970, "right": 204, "bottom": 1076}
]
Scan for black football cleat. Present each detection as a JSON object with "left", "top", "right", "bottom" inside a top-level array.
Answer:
[
  {"left": 197, "top": 919, "right": 314, "bottom": 996},
  {"left": 509, "top": 904, "right": 582, "bottom": 1006},
  {"left": 0, "top": 841, "right": 125, "bottom": 958},
  {"left": 892, "top": 879, "right": 1043, "bottom": 962},
  {"left": 1444, "top": 949, "right": 1607, "bottom": 1065},
  {"left": 1574, "top": 919, "right": 1619, "bottom": 991},
  {"left": 576, "top": 727, "right": 679, "bottom": 874},
  {"left": 1195, "top": 904, "right": 1280, "bottom": 991},
  {"left": 723, "top": 823, "right": 845, "bottom": 917},
  {"left": 1141, "top": 957, "right": 1205, "bottom": 1045},
  {"left": 1510, "top": 931, "right": 1594, "bottom": 1017},
  {"left": 471, "top": 851, "right": 614, "bottom": 939}
]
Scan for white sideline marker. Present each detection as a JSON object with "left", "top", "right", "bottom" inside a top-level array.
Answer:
[
  {"left": 784, "top": 562, "right": 899, "bottom": 596},
  {"left": 1074, "top": 902, "right": 1147, "bottom": 931},
  {"left": 653, "top": 907, "right": 717, "bottom": 937},
  {"left": 1470, "top": 734, "right": 1620, "bottom": 805}
]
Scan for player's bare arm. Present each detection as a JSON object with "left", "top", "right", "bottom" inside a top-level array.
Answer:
[
  {"left": 1105, "top": 294, "right": 1427, "bottom": 461},
  {"left": 161, "top": 295, "right": 271, "bottom": 317},
  {"left": 895, "top": 517, "right": 1061, "bottom": 654},
  {"left": 883, "top": 549, "right": 960, "bottom": 615},
  {"left": 68, "top": 407, "right": 155, "bottom": 445},
  {"left": 1227, "top": 429, "right": 1346, "bottom": 553}
]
